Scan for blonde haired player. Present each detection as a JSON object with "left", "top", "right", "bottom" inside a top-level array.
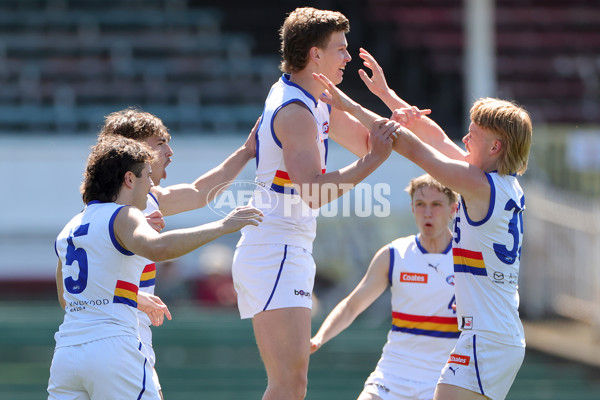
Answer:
[
  {"left": 311, "top": 174, "right": 459, "bottom": 400},
  {"left": 313, "top": 49, "right": 532, "bottom": 399}
]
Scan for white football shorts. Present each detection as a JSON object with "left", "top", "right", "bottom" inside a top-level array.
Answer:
[
  {"left": 362, "top": 369, "right": 436, "bottom": 400},
  {"left": 437, "top": 332, "right": 525, "bottom": 400},
  {"left": 232, "top": 244, "right": 315, "bottom": 319},
  {"left": 48, "top": 335, "right": 160, "bottom": 399},
  {"left": 140, "top": 341, "right": 161, "bottom": 391}
]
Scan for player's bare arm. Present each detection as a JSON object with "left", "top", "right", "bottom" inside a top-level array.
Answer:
[
  {"left": 358, "top": 48, "right": 466, "bottom": 160},
  {"left": 275, "top": 102, "right": 394, "bottom": 209},
  {"left": 151, "top": 117, "right": 260, "bottom": 216},
  {"left": 145, "top": 210, "right": 165, "bottom": 232},
  {"left": 327, "top": 106, "right": 371, "bottom": 157},
  {"left": 55, "top": 260, "right": 66, "bottom": 310},
  {"left": 314, "top": 70, "right": 491, "bottom": 220},
  {"left": 113, "top": 205, "right": 263, "bottom": 262},
  {"left": 313, "top": 73, "right": 383, "bottom": 131},
  {"left": 310, "top": 245, "right": 390, "bottom": 354},
  {"left": 393, "top": 127, "right": 491, "bottom": 221}
]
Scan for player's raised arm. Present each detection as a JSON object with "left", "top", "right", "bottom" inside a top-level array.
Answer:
[
  {"left": 152, "top": 117, "right": 260, "bottom": 216},
  {"left": 276, "top": 102, "right": 395, "bottom": 209},
  {"left": 313, "top": 70, "right": 489, "bottom": 213},
  {"left": 113, "top": 205, "right": 263, "bottom": 262},
  {"left": 358, "top": 48, "right": 466, "bottom": 160}
]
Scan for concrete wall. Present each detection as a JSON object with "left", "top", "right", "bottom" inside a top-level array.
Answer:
[{"left": 0, "top": 134, "right": 423, "bottom": 279}]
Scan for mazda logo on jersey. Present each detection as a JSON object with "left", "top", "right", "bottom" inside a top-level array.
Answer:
[{"left": 400, "top": 272, "right": 428, "bottom": 283}]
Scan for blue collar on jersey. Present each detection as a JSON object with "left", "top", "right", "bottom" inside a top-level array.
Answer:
[
  {"left": 490, "top": 170, "right": 517, "bottom": 177},
  {"left": 415, "top": 235, "right": 453, "bottom": 254},
  {"left": 281, "top": 74, "right": 319, "bottom": 107}
]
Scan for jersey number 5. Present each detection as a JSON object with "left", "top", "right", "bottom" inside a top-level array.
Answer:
[{"left": 64, "top": 223, "right": 90, "bottom": 294}]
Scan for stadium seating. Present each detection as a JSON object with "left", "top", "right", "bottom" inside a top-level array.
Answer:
[
  {"left": 367, "top": 0, "right": 600, "bottom": 124},
  {"left": 0, "top": 0, "right": 278, "bottom": 134}
]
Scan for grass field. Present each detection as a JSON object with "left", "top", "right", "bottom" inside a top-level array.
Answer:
[{"left": 1, "top": 302, "right": 599, "bottom": 399}]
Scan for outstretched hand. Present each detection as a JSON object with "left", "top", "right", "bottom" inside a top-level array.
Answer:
[
  {"left": 312, "top": 73, "right": 357, "bottom": 113},
  {"left": 358, "top": 48, "right": 390, "bottom": 97},
  {"left": 221, "top": 205, "right": 264, "bottom": 234},
  {"left": 138, "top": 291, "right": 172, "bottom": 327},
  {"left": 145, "top": 210, "right": 165, "bottom": 233},
  {"left": 391, "top": 106, "right": 431, "bottom": 129}
]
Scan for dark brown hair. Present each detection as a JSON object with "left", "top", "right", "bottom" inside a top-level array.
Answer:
[{"left": 81, "top": 136, "right": 157, "bottom": 204}]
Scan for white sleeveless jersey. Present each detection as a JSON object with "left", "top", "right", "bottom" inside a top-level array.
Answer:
[
  {"left": 137, "top": 192, "right": 160, "bottom": 345},
  {"left": 377, "top": 235, "right": 459, "bottom": 383},
  {"left": 453, "top": 172, "right": 525, "bottom": 346},
  {"left": 238, "top": 74, "right": 329, "bottom": 253},
  {"left": 54, "top": 201, "right": 143, "bottom": 348}
]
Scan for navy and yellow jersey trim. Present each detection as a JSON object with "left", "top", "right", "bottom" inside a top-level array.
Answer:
[
  {"left": 113, "top": 280, "right": 139, "bottom": 307},
  {"left": 453, "top": 248, "right": 487, "bottom": 276},
  {"left": 392, "top": 311, "right": 460, "bottom": 338},
  {"left": 139, "top": 263, "right": 156, "bottom": 288},
  {"left": 271, "top": 168, "right": 326, "bottom": 195}
]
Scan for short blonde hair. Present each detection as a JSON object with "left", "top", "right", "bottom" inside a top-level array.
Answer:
[
  {"left": 470, "top": 97, "right": 532, "bottom": 176},
  {"left": 405, "top": 174, "right": 458, "bottom": 205}
]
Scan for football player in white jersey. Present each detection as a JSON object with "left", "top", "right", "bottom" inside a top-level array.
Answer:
[
  {"left": 311, "top": 174, "right": 459, "bottom": 400},
  {"left": 232, "top": 8, "right": 398, "bottom": 400},
  {"left": 49, "top": 137, "right": 262, "bottom": 399},
  {"left": 312, "top": 51, "right": 533, "bottom": 400},
  {"left": 97, "top": 107, "right": 259, "bottom": 397}
]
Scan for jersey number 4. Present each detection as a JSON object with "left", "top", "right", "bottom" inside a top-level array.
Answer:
[{"left": 64, "top": 223, "right": 90, "bottom": 294}]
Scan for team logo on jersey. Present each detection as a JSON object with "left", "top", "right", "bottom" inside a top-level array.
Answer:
[
  {"left": 400, "top": 272, "right": 428, "bottom": 283},
  {"left": 446, "top": 274, "right": 455, "bottom": 285},
  {"left": 427, "top": 262, "right": 439, "bottom": 271},
  {"left": 461, "top": 316, "right": 473, "bottom": 330},
  {"left": 448, "top": 353, "right": 470, "bottom": 366},
  {"left": 322, "top": 121, "right": 329, "bottom": 134}
]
